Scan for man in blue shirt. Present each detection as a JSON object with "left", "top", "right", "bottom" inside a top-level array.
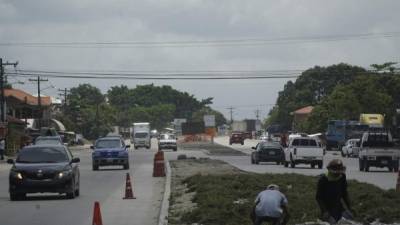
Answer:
[{"left": 252, "top": 184, "right": 289, "bottom": 225}]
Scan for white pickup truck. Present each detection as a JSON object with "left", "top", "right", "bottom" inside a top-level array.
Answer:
[
  {"left": 284, "top": 136, "right": 324, "bottom": 169},
  {"left": 359, "top": 132, "right": 400, "bottom": 172}
]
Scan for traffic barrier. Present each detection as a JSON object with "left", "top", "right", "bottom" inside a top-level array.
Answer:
[
  {"left": 123, "top": 173, "right": 136, "bottom": 199},
  {"left": 153, "top": 151, "right": 165, "bottom": 177},
  {"left": 396, "top": 170, "right": 400, "bottom": 192},
  {"left": 92, "top": 201, "right": 103, "bottom": 225}
]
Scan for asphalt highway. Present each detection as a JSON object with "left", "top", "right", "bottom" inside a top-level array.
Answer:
[{"left": 0, "top": 142, "right": 164, "bottom": 225}]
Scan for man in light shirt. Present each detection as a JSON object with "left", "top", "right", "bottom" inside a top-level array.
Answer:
[{"left": 252, "top": 184, "right": 289, "bottom": 225}]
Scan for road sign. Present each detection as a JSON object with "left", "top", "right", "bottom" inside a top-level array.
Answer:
[{"left": 203, "top": 115, "right": 215, "bottom": 127}]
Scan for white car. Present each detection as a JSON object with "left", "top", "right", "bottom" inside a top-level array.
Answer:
[
  {"left": 158, "top": 133, "right": 177, "bottom": 151},
  {"left": 341, "top": 139, "right": 360, "bottom": 157},
  {"left": 284, "top": 136, "right": 324, "bottom": 169}
]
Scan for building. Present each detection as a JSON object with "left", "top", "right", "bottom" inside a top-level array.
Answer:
[{"left": 291, "top": 106, "right": 314, "bottom": 131}]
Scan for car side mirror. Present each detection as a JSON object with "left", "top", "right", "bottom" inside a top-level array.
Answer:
[
  {"left": 90, "top": 145, "right": 94, "bottom": 150},
  {"left": 71, "top": 158, "right": 80, "bottom": 163},
  {"left": 126, "top": 145, "right": 131, "bottom": 149},
  {"left": 7, "top": 159, "right": 14, "bottom": 164},
  {"left": 251, "top": 147, "right": 256, "bottom": 150}
]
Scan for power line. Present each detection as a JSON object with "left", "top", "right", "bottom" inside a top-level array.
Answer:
[{"left": 0, "top": 31, "right": 399, "bottom": 48}]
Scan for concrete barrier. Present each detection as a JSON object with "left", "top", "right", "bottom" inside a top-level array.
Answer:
[{"left": 158, "top": 159, "right": 171, "bottom": 225}]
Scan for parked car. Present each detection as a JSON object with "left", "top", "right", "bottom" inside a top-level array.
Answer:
[
  {"left": 251, "top": 141, "right": 284, "bottom": 165},
  {"left": 34, "top": 136, "right": 63, "bottom": 145},
  {"left": 91, "top": 136, "right": 130, "bottom": 170},
  {"left": 283, "top": 136, "right": 324, "bottom": 168},
  {"left": 158, "top": 133, "right": 177, "bottom": 151},
  {"left": 8, "top": 145, "right": 80, "bottom": 200},
  {"left": 341, "top": 139, "right": 360, "bottom": 157},
  {"left": 229, "top": 132, "right": 244, "bottom": 145}
]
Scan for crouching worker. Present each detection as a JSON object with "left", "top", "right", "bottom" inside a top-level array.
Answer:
[
  {"left": 251, "top": 184, "right": 289, "bottom": 225},
  {"left": 316, "top": 159, "right": 354, "bottom": 224}
]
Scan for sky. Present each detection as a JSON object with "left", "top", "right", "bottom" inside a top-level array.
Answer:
[{"left": 1, "top": 0, "right": 399, "bottom": 120}]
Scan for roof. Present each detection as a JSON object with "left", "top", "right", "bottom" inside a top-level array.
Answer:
[
  {"left": 293, "top": 106, "right": 314, "bottom": 115},
  {"left": 4, "top": 88, "right": 51, "bottom": 106}
]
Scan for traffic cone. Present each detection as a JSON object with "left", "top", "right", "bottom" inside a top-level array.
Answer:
[
  {"left": 123, "top": 173, "right": 136, "bottom": 199},
  {"left": 396, "top": 171, "right": 400, "bottom": 192},
  {"left": 153, "top": 151, "right": 165, "bottom": 177},
  {"left": 92, "top": 201, "right": 103, "bottom": 225}
]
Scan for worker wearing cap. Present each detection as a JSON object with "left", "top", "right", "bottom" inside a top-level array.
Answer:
[
  {"left": 316, "top": 159, "right": 353, "bottom": 224},
  {"left": 252, "top": 184, "right": 289, "bottom": 225}
]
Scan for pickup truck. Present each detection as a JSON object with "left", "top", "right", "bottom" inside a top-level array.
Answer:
[
  {"left": 158, "top": 133, "right": 177, "bottom": 151},
  {"left": 359, "top": 132, "right": 400, "bottom": 172},
  {"left": 284, "top": 136, "right": 324, "bottom": 169}
]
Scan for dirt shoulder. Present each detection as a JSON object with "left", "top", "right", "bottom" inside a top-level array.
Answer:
[{"left": 178, "top": 142, "right": 247, "bottom": 156}]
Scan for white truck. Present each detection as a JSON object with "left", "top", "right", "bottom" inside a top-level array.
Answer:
[
  {"left": 358, "top": 131, "right": 400, "bottom": 172},
  {"left": 284, "top": 136, "right": 324, "bottom": 169},
  {"left": 132, "top": 122, "right": 151, "bottom": 149}
]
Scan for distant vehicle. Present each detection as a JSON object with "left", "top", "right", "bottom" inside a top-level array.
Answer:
[
  {"left": 91, "top": 136, "right": 130, "bottom": 170},
  {"left": 259, "top": 135, "right": 268, "bottom": 141},
  {"left": 341, "top": 139, "right": 360, "bottom": 157},
  {"left": 132, "top": 122, "right": 151, "bottom": 149},
  {"left": 284, "top": 136, "right": 324, "bottom": 169},
  {"left": 150, "top": 129, "right": 159, "bottom": 138},
  {"left": 251, "top": 142, "right": 284, "bottom": 165},
  {"left": 326, "top": 120, "right": 368, "bottom": 150},
  {"left": 229, "top": 132, "right": 244, "bottom": 145},
  {"left": 34, "top": 136, "right": 63, "bottom": 145},
  {"left": 8, "top": 145, "right": 80, "bottom": 200},
  {"left": 359, "top": 114, "right": 384, "bottom": 127},
  {"left": 158, "top": 133, "right": 177, "bottom": 151},
  {"left": 358, "top": 131, "right": 400, "bottom": 172}
]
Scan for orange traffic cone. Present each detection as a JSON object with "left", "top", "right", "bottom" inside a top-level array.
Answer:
[
  {"left": 123, "top": 173, "right": 136, "bottom": 199},
  {"left": 92, "top": 201, "right": 103, "bottom": 225},
  {"left": 153, "top": 151, "right": 165, "bottom": 177},
  {"left": 396, "top": 171, "right": 400, "bottom": 192}
]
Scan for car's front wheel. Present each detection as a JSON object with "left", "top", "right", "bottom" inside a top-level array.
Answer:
[
  {"left": 123, "top": 163, "right": 130, "bottom": 170},
  {"left": 10, "top": 192, "right": 25, "bottom": 201},
  {"left": 66, "top": 181, "right": 76, "bottom": 199},
  {"left": 92, "top": 164, "right": 99, "bottom": 171}
]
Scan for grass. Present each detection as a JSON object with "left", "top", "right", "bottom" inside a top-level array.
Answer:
[{"left": 179, "top": 173, "right": 400, "bottom": 225}]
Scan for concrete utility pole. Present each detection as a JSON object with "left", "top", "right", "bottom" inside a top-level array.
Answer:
[
  {"left": 0, "top": 58, "right": 19, "bottom": 122},
  {"left": 227, "top": 107, "right": 235, "bottom": 124},
  {"left": 29, "top": 76, "right": 48, "bottom": 128}
]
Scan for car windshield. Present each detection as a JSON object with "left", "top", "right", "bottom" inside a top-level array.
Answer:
[
  {"left": 135, "top": 133, "right": 148, "bottom": 138},
  {"left": 16, "top": 147, "right": 68, "bottom": 163},
  {"left": 160, "top": 134, "right": 175, "bottom": 140},
  {"left": 95, "top": 139, "right": 122, "bottom": 149}
]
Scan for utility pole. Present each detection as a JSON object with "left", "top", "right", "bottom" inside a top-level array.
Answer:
[
  {"left": 58, "top": 88, "right": 70, "bottom": 106},
  {"left": 0, "top": 58, "right": 18, "bottom": 122},
  {"left": 29, "top": 76, "right": 48, "bottom": 128},
  {"left": 255, "top": 109, "right": 260, "bottom": 121},
  {"left": 227, "top": 107, "right": 235, "bottom": 124}
]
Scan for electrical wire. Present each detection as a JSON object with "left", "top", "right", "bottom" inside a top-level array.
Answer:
[{"left": 0, "top": 31, "right": 398, "bottom": 48}]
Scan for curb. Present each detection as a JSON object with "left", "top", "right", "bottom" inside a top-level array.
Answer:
[{"left": 158, "top": 159, "right": 171, "bottom": 225}]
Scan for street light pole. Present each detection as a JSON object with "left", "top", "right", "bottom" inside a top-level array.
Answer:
[{"left": 29, "top": 76, "right": 48, "bottom": 128}]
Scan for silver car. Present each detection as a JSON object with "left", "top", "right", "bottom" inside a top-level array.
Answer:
[{"left": 341, "top": 139, "right": 360, "bottom": 157}]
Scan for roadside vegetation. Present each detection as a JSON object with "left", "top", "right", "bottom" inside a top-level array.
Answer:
[
  {"left": 170, "top": 160, "right": 400, "bottom": 225},
  {"left": 54, "top": 84, "right": 226, "bottom": 139},
  {"left": 266, "top": 62, "right": 400, "bottom": 133}
]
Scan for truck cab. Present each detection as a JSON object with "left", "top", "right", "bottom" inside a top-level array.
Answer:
[
  {"left": 284, "top": 136, "right": 324, "bottom": 169},
  {"left": 358, "top": 131, "right": 400, "bottom": 172},
  {"left": 132, "top": 122, "right": 151, "bottom": 149}
]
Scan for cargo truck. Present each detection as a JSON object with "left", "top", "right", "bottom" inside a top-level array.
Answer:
[{"left": 131, "top": 122, "right": 151, "bottom": 149}]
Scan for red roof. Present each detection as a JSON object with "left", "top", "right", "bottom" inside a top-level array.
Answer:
[
  {"left": 293, "top": 106, "right": 314, "bottom": 115},
  {"left": 4, "top": 89, "right": 51, "bottom": 106}
]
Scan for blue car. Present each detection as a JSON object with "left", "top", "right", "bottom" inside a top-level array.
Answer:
[{"left": 91, "top": 137, "right": 130, "bottom": 171}]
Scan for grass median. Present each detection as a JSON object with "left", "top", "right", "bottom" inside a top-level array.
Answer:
[{"left": 171, "top": 161, "right": 400, "bottom": 225}]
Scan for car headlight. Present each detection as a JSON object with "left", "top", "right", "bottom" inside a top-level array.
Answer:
[
  {"left": 58, "top": 170, "right": 72, "bottom": 179},
  {"left": 15, "top": 172, "right": 23, "bottom": 180},
  {"left": 119, "top": 151, "right": 128, "bottom": 157}
]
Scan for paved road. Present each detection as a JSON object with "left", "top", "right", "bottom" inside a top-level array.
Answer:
[
  {"left": 213, "top": 136, "right": 398, "bottom": 190},
  {"left": 0, "top": 140, "right": 164, "bottom": 225}
]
